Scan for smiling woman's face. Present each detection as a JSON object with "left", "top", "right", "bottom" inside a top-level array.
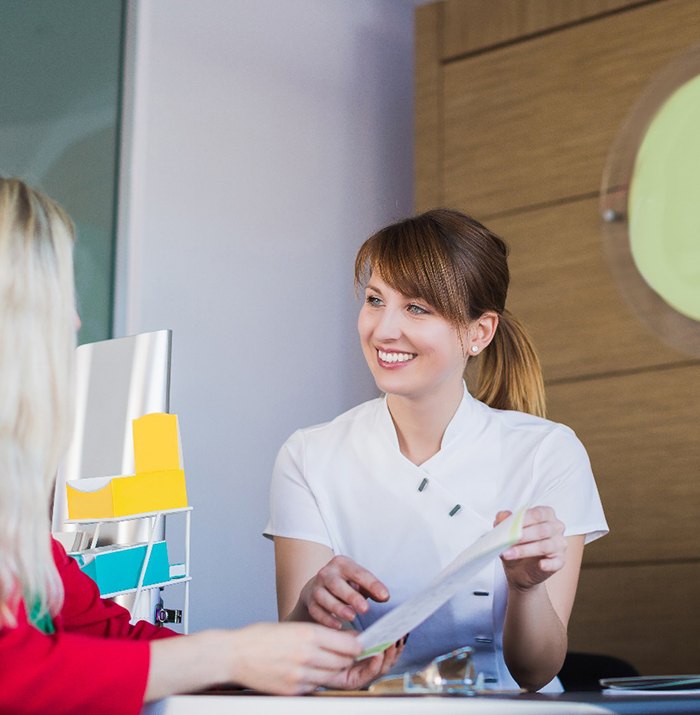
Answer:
[{"left": 357, "top": 271, "right": 468, "bottom": 402}]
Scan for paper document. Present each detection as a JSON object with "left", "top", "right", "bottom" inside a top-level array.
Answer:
[
  {"left": 357, "top": 508, "right": 525, "bottom": 659},
  {"left": 601, "top": 676, "right": 700, "bottom": 695}
]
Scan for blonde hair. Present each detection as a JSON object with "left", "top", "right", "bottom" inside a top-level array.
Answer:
[
  {"left": 355, "top": 208, "right": 546, "bottom": 417},
  {"left": 0, "top": 178, "right": 76, "bottom": 626}
]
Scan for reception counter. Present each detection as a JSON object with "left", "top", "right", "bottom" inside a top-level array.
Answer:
[{"left": 144, "top": 691, "right": 700, "bottom": 715}]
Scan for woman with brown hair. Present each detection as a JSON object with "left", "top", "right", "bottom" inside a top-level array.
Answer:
[
  {"left": 266, "top": 209, "right": 607, "bottom": 693},
  {"left": 0, "top": 177, "right": 394, "bottom": 714}
]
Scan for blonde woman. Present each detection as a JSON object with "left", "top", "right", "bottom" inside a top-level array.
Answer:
[
  {"left": 267, "top": 209, "right": 608, "bottom": 693},
  {"left": 0, "top": 178, "right": 395, "bottom": 714}
]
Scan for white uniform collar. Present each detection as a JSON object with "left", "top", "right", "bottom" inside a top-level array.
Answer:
[
  {"left": 441, "top": 382, "right": 481, "bottom": 450},
  {"left": 378, "top": 382, "right": 482, "bottom": 457}
]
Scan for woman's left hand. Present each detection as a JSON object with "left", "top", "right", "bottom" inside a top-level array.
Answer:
[{"left": 495, "top": 506, "right": 566, "bottom": 592}]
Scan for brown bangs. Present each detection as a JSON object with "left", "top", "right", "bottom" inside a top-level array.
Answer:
[{"left": 354, "top": 213, "right": 470, "bottom": 327}]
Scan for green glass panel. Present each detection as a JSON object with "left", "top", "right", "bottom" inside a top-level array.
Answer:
[
  {"left": 0, "top": 0, "right": 125, "bottom": 343},
  {"left": 629, "top": 74, "right": 700, "bottom": 322}
]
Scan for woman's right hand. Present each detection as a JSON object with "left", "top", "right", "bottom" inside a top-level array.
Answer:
[{"left": 298, "top": 555, "right": 390, "bottom": 628}]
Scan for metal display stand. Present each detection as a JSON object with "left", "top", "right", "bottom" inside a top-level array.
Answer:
[{"left": 66, "top": 507, "right": 192, "bottom": 633}]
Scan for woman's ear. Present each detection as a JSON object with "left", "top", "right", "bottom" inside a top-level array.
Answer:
[{"left": 467, "top": 312, "right": 499, "bottom": 356}]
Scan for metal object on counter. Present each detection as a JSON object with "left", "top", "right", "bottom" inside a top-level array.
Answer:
[{"left": 369, "top": 646, "right": 482, "bottom": 695}]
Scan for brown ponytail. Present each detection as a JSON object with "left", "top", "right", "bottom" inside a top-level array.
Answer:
[
  {"left": 355, "top": 208, "right": 546, "bottom": 417},
  {"left": 472, "top": 310, "right": 546, "bottom": 418}
]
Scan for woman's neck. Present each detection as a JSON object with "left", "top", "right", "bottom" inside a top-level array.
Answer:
[{"left": 386, "top": 382, "right": 464, "bottom": 466}]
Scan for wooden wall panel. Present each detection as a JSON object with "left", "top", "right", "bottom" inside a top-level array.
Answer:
[
  {"left": 443, "top": 0, "right": 638, "bottom": 59},
  {"left": 442, "top": 0, "right": 700, "bottom": 216},
  {"left": 487, "top": 199, "right": 690, "bottom": 382},
  {"left": 569, "top": 562, "right": 700, "bottom": 674},
  {"left": 416, "top": 0, "right": 700, "bottom": 676},
  {"left": 416, "top": 3, "right": 443, "bottom": 211},
  {"left": 547, "top": 364, "right": 700, "bottom": 564}
]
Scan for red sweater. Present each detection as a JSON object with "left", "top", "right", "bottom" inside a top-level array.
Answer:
[{"left": 0, "top": 539, "right": 178, "bottom": 715}]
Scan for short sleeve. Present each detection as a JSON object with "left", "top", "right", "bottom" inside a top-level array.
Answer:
[
  {"left": 264, "top": 430, "right": 333, "bottom": 548},
  {"left": 532, "top": 425, "right": 608, "bottom": 544}
]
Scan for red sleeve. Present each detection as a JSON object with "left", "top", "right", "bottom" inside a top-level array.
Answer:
[
  {"left": 0, "top": 540, "right": 180, "bottom": 715},
  {"left": 0, "top": 607, "right": 151, "bottom": 715}
]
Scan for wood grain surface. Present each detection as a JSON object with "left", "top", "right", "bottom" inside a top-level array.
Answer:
[
  {"left": 570, "top": 561, "right": 700, "bottom": 674},
  {"left": 442, "top": 0, "right": 700, "bottom": 215},
  {"left": 548, "top": 363, "right": 700, "bottom": 564},
  {"left": 486, "top": 198, "right": 690, "bottom": 382},
  {"left": 416, "top": 3, "right": 444, "bottom": 211},
  {"left": 442, "top": 0, "right": 641, "bottom": 59}
]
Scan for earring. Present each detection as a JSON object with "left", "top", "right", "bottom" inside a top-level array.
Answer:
[{"left": 470, "top": 345, "right": 479, "bottom": 354}]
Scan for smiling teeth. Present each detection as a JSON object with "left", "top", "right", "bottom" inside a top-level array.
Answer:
[{"left": 378, "top": 350, "right": 416, "bottom": 363}]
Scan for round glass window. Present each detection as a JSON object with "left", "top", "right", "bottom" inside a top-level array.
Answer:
[{"left": 601, "top": 43, "right": 700, "bottom": 356}]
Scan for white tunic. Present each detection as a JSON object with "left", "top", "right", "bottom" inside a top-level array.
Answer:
[{"left": 265, "top": 386, "right": 608, "bottom": 692}]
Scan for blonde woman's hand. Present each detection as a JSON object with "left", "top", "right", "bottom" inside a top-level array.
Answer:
[
  {"left": 323, "top": 639, "right": 405, "bottom": 690},
  {"left": 495, "top": 506, "right": 566, "bottom": 591},
  {"left": 299, "top": 555, "right": 390, "bottom": 628},
  {"left": 146, "top": 622, "right": 370, "bottom": 700},
  {"left": 226, "top": 622, "right": 363, "bottom": 694}
]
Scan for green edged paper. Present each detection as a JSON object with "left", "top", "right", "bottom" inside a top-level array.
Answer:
[{"left": 357, "top": 508, "right": 525, "bottom": 659}]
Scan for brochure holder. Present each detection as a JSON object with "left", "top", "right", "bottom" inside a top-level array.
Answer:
[{"left": 66, "top": 413, "right": 188, "bottom": 519}]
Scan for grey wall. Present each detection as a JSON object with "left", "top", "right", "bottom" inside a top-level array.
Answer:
[{"left": 116, "top": 0, "right": 415, "bottom": 629}]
